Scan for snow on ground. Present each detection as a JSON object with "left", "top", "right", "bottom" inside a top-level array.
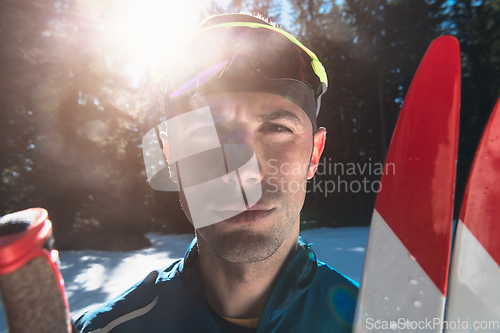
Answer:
[{"left": 0, "top": 227, "right": 368, "bottom": 332}]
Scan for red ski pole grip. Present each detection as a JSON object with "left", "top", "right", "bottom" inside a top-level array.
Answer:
[{"left": 0, "top": 208, "right": 73, "bottom": 333}]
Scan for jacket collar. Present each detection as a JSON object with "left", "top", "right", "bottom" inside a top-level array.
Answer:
[{"left": 179, "top": 235, "right": 318, "bottom": 311}]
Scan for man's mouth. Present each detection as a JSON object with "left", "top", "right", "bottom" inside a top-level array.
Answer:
[{"left": 213, "top": 206, "right": 275, "bottom": 224}]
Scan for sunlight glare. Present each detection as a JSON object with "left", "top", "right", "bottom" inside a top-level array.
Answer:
[{"left": 103, "top": 0, "right": 219, "bottom": 87}]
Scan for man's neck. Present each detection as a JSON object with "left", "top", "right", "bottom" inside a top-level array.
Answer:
[{"left": 195, "top": 220, "right": 300, "bottom": 319}]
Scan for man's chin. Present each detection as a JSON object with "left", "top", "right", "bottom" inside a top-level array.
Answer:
[{"left": 197, "top": 226, "right": 283, "bottom": 263}]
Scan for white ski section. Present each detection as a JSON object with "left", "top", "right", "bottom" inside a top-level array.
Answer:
[
  {"left": 445, "top": 220, "right": 500, "bottom": 332},
  {"left": 354, "top": 210, "right": 445, "bottom": 333}
]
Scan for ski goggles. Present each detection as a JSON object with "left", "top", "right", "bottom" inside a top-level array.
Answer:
[{"left": 154, "top": 22, "right": 328, "bottom": 128}]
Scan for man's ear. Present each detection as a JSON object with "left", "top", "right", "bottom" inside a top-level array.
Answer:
[
  {"left": 307, "top": 127, "right": 327, "bottom": 180},
  {"left": 159, "top": 131, "right": 178, "bottom": 183}
]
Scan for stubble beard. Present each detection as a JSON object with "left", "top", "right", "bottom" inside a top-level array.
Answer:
[
  {"left": 196, "top": 187, "right": 304, "bottom": 263},
  {"left": 197, "top": 218, "right": 285, "bottom": 263}
]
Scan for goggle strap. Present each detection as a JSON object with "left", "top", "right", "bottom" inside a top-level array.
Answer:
[{"left": 193, "top": 22, "right": 328, "bottom": 87}]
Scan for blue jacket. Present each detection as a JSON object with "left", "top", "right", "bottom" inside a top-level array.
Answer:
[{"left": 75, "top": 236, "right": 358, "bottom": 332}]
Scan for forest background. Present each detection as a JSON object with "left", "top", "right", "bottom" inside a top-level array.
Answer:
[{"left": 1, "top": 0, "right": 499, "bottom": 250}]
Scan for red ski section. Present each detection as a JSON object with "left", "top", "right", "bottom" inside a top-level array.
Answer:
[
  {"left": 375, "top": 36, "right": 460, "bottom": 295},
  {"left": 460, "top": 97, "right": 500, "bottom": 267}
]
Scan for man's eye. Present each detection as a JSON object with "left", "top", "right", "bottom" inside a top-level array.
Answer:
[{"left": 262, "top": 124, "right": 293, "bottom": 133}]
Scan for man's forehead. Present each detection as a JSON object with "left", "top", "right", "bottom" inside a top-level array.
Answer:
[{"left": 188, "top": 91, "right": 308, "bottom": 125}]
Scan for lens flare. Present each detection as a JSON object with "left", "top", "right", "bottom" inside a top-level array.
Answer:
[
  {"left": 328, "top": 285, "right": 358, "bottom": 329},
  {"left": 82, "top": 120, "right": 108, "bottom": 142}
]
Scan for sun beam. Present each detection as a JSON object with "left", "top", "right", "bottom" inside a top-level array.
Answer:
[{"left": 86, "top": 0, "right": 223, "bottom": 87}]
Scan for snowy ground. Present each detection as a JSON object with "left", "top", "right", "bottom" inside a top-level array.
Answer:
[{"left": 0, "top": 227, "right": 369, "bottom": 332}]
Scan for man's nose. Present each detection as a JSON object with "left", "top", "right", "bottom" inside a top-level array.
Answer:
[
  {"left": 220, "top": 143, "right": 263, "bottom": 186},
  {"left": 219, "top": 143, "right": 263, "bottom": 208}
]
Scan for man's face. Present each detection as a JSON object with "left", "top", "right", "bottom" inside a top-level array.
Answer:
[{"left": 164, "top": 91, "right": 325, "bottom": 263}]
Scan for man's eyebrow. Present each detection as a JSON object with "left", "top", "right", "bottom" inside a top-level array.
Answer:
[{"left": 256, "top": 109, "right": 303, "bottom": 126}]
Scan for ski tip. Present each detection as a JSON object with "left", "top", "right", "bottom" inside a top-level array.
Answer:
[
  {"left": 431, "top": 35, "right": 459, "bottom": 46},
  {"left": 426, "top": 36, "right": 461, "bottom": 65},
  {"left": 428, "top": 36, "right": 460, "bottom": 57}
]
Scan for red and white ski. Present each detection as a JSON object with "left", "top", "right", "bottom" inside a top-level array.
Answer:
[
  {"left": 354, "top": 36, "right": 461, "bottom": 332},
  {"left": 444, "top": 97, "right": 500, "bottom": 329}
]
